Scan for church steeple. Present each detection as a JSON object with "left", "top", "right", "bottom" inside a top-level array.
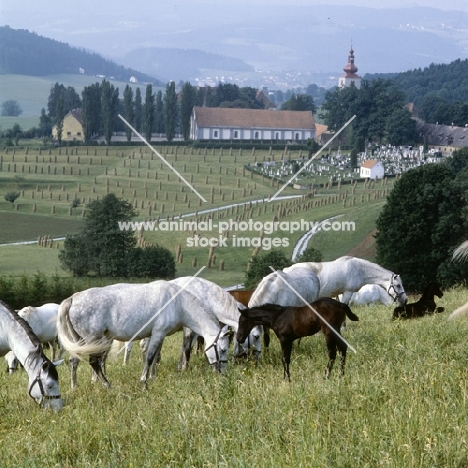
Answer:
[{"left": 338, "top": 46, "right": 361, "bottom": 89}]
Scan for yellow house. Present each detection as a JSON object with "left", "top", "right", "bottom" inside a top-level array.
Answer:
[{"left": 52, "top": 108, "right": 84, "bottom": 142}]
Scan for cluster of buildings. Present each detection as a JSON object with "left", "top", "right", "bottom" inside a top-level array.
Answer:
[{"left": 53, "top": 47, "right": 467, "bottom": 181}]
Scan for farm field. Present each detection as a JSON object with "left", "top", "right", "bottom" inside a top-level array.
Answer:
[
  {"left": 0, "top": 73, "right": 166, "bottom": 120},
  {"left": 0, "top": 288, "right": 467, "bottom": 467},
  {"left": 0, "top": 144, "right": 391, "bottom": 282}
]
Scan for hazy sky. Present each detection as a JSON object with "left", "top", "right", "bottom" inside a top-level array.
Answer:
[{"left": 2, "top": 0, "right": 468, "bottom": 17}]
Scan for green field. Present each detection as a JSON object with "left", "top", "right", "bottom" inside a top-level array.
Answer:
[
  {"left": 0, "top": 145, "right": 390, "bottom": 281},
  {"left": 0, "top": 73, "right": 166, "bottom": 125},
  {"left": 0, "top": 288, "right": 467, "bottom": 467}
]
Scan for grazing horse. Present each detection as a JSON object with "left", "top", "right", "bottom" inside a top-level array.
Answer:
[
  {"left": 6, "top": 303, "right": 63, "bottom": 374},
  {"left": 171, "top": 278, "right": 262, "bottom": 368},
  {"left": 285, "top": 256, "right": 407, "bottom": 306},
  {"left": 341, "top": 284, "right": 395, "bottom": 307},
  {"left": 393, "top": 281, "right": 444, "bottom": 319},
  {"left": 57, "top": 280, "right": 231, "bottom": 389},
  {"left": 247, "top": 267, "right": 321, "bottom": 348},
  {"left": 236, "top": 297, "right": 359, "bottom": 381},
  {"left": 227, "top": 288, "right": 270, "bottom": 348},
  {"left": 0, "top": 300, "right": 62, "bottom": 411}
]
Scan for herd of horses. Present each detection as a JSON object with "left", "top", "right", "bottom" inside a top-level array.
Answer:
[{"left": 0, "top": 253, "right": 460, "bottom": 412}]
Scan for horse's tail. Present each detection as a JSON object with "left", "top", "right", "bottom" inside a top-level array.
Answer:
[
  {"left": 57, "top": 296, "right": 110, "bottom": 359},
  {"left": 343, "top": 304, "right": 359, "bottom": 322},
  {"left": 448, "top": 301, "right": 468, "bottom": 320}
]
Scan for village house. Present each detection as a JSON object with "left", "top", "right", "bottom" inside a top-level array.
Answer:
[
  {"left": 360, "top": 159, "right": 385, "bottom": 179},
  {"left": 190, "top": 106, "right": 315, "bottom": 143},
  {"left": 52, "top": 108, "right": 84, "bottom": 142},
  {"left": 416, "top": 121, "right": 468, "bottom": 155}
]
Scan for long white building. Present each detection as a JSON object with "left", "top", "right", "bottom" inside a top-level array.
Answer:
[{"left": 190, "top": 106, "right": 316, "bottom": 143}]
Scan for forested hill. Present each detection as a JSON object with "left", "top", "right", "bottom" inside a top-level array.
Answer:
[
  {"left": 0, "top": 26, "right": 163, "bottom": 85},
  {"left": 364, "top": 59, "right": 468, "bottom": 107}
]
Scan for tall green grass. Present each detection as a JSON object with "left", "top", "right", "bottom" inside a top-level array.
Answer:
[{"left": 0, "top": 288, "right": 466, "bottom": 467}]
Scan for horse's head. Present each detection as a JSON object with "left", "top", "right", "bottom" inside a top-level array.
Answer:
[
  {"left": 429, "top": 280, "right": 444, "bottom": 299},
  {"left": 28, "top": 357, "right": 63, "bottom": 412},
  {"left": 236, "top": 307, "right": 256, "bottom": 345},
  {"left": 205, "top": 325, "right": 233, "bottom": 374},
  {"left": 387, "top": 274, "right": 407, "bottom": 306}
]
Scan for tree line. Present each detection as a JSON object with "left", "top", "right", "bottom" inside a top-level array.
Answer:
[
  {"left": 40, "top": 80, "right": 318, "bottom": 145},
  {"left": 365, "top": 58, "right": 468, "bottom": 126}
]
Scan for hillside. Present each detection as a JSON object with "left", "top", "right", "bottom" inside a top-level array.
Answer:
[
  {"left": 123, "top": 48, "right": 254, "bottom": 82},
  {"left": 365, "top": 58, "right": 468, "bottom": 107},
  {"left": 0, "top": 26, "right": 163, "bottom": 85}
]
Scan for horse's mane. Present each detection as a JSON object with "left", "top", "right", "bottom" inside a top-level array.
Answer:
[
  {"left": 247, "top": 303, "right": 286, "bottom": 321},
  {"left": 0, "top": 300, "right": 51, "bottom": 371}
]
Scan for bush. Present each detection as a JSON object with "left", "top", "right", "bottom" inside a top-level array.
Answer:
[{"left": 244, "top": 250, "right": 292, "bottom": 289}]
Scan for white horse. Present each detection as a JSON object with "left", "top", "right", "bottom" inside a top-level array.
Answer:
[
  {"left": 0, "top": 299, "right": 63, "bottom": 411},
  {"left": 248, "top": 267, "right": 321, "bottom": 308},
  {"left": 284, "top": 256, "right": 407, "bottom": 306},
  {"left": 5, "top": 303, "right": 63, "bottom": 374},
  {"left": 340, "top": 284, "right": 395, "bottom": 307},
  {"left": 170, "top": 277, "right": 263, "bottom": 369},
  {"left": 57, "top": 280, "right": 231, "bottom": 389}
]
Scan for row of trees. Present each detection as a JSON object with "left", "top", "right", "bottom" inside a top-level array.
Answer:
[{"left": 42, "top": 80, "right": 319, "bottom": 145}]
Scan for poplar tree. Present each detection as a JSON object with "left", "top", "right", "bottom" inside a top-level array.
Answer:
[
  {"left": 180, "top": 82, "right": 196, "bottom": 140},
  {"left": 123, "top": 84, "right": 134, "bottom": 142},
  {"left": 134, "top": 87, "right": 143, "bottom": 133},
  {"left": 101, "top": 79, "right": 119, "bottom": 145},
  {"left": 144, "top": 84, "right": 155, "bottom": 142},
  {"left": 164, "top": 81, "right": 178, "bottom": 142}
]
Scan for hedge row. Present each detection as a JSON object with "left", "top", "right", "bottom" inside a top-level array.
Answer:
[{"left": 0, "top": 273, "right": 146, "bottom": 310}]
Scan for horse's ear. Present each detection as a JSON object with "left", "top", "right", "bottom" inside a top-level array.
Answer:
[{"left": 238, "top": 307, "right": 247, "bottom": 316}]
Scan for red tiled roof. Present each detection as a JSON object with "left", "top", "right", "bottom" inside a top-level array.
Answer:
[
  {"left": 193, "top": 107, "right": 315, "bottom": 130},
  {"left": 361, "top": 160, "right": 379, "bottom": 169}
]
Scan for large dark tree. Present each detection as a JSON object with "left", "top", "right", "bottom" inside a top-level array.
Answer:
[
  {"left": 123, "top": 84, "right": 134, "bottom": 142},
  {"left": 47, "top": 82, "right": 80, "bottom": 118},
  {"left": 81, "top": 82, "right": 101, "bottom": 143},
  {"left": 55, "top": 97, "right": 64, "bottom": 146},
  {"left": 244, "top": 250, "right": 292, "bottom": 289},
  {"left": 144, "top": 84, "right": 155, "bottom": 142},
  {"left": 59, "top": 194, "right": 137, "bottom": 277},
  {"left": 281, "top": 93, "right": 317, "bottom": 113},
  {"left": 59, "top": 193, "right": 176, "bottom": 278},
  {"left": 154, "top": 90, "right": 164, "bottom": 135},
  {"left": 375, "top": 153, "right": 468, "bottom": 292},
  {"left": 321, "top": 79, "right": 408, "bottom": 146},
  {"left": 164, "top": 81, "right": 178, "bottom": 142},
  {"left": 134, "top": 87, "right": 143, "bottom": 133},
  {"left": 179, "top": 81, "right": 196, "bottom": 140},
  {"left": 101, "top": 79, "right": 119, "bottom": 145}
]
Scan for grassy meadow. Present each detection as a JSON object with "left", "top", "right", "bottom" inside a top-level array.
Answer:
[
  {"left": 0, "top": 288, "right": 467, "bottom": 467},
  {"left": 0, "top": 144, "right": 467, "bottom": 467},
  {"left": 0, "top": 144, "right": 390, "bottom": 282}
]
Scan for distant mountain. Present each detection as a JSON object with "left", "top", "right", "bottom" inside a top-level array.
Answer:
[
  {"left": 0, "top": 26, "right": 163, "bottom": 85},
  {"left": 123, "top": 47, "right": 254, "bottom": 82}
]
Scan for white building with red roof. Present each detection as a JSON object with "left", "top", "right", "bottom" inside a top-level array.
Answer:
[
  {"left": 360, "top": 160, "right": 384, "bottom": 179},
  {"left": 190, "top": 107, "right": 315, "bottom": 142}
]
